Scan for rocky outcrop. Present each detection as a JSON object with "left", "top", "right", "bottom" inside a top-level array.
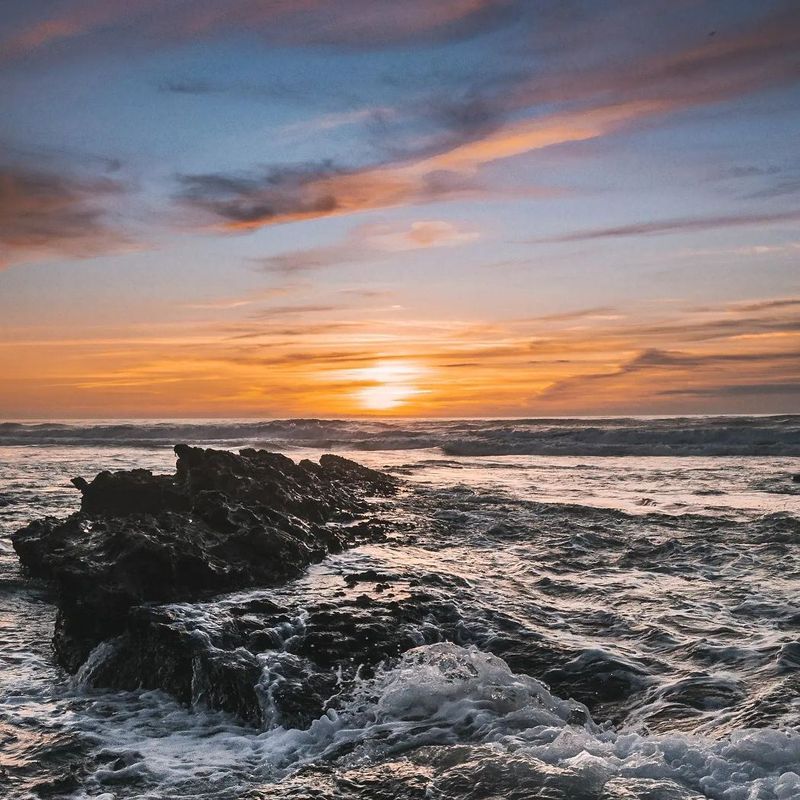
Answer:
[
  {"left": 12, "top": 444, "right": 634, "bottom": 732},
  {"left": 83, "top": 589, "right": 466, "bottom": 728},
  {"left": 12, "top": 445, "right": 396, "bottom": 671}
]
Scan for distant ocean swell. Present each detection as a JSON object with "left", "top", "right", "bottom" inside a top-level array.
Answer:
[{"left": 1, "top": 415, "right": 799, "bottom": 456}]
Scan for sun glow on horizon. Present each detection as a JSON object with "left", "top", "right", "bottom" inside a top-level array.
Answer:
[{"left": 351, "top": 361, "right": 427, "bottom": 411}]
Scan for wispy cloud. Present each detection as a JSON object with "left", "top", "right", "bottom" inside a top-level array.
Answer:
[
  {"left": 691, "top": 297, "right": 800, "bottom": 314},
  {"left": 259, "top": 220, "right": 479, "bottom": 274},
  {"left": 176, "top": 101, "right": 655, "bottom": 230},
  {"left": 181, "top": 285, "right": 301, "bottom": 310},
  {"left": 0, "top": 164, "right": 134, "bottom": 268},
  {"left": 536, "top": 343, "right": 800, "bottom": 405},
  {"left": 535, "top": 210, "right": 800, "bottom": 244},
  {"left": 277, "top": 108, "right": 397, "bottom": 139},
  {"left": 4, "top": 293, "right": 798, "bottom": 416},
  {"left": 658, "top": 382, "right": 800, "bottom": 398},
  {"left": 173, "top": 2, "right": 800, "bottom": 233},
  {"left": 719, "top": 165, "right": 783, "bottom": 179},
  {"left": 746, "top": 175, "right": 800, "bottom": 200},
  {"left": 517, "top": 307, "right": 622, "bottom": 324},
  {"left": 1, "top": 0, "right": 520, "bottom": 61},
  {"left": 249, "top": 303, "right": 342, "bottom": 318},
  {"left": 8, "top": 2, "right": 793, "bottom": 237},
  {"left": 176, "top": 160, "right": 482, "bottom": 230}
]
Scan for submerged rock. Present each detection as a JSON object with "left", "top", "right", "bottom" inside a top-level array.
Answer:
[{"left": 12, "top": 445, "right": 396, "bottom": 671}]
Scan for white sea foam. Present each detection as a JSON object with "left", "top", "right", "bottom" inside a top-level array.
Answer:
[{"left": 67, "top": 644, "right": 800, "bottom": 799}]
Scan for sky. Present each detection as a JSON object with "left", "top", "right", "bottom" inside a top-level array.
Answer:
[{"left": 0, "top": 0, "right": 798, "bottom": 419}]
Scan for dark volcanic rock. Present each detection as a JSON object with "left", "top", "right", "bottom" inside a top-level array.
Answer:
[
  {"left": 86, "top": 589, "right": 467, "bottom": 729},
  {"left": 70, "top": 469, "right": 188, "bottom": 515},
  {"left": 12, "top": 445, "right": 396, "bottom": 671}
]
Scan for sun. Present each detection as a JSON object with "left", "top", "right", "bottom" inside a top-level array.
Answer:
[{"left": 353, "top": 361, "right": 426, "bottom": 411}]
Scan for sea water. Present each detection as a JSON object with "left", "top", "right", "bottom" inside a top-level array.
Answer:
[{"left": 0, "top": 417, "right": 798, "bottom": 798}]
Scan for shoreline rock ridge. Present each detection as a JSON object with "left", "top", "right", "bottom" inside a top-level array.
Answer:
[{"left": 12, "top": 444, "right": 397, "bottom": 673}]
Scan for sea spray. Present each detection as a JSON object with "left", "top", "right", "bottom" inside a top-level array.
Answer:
[{"left": 67, "top": 644, "right": 800, "bottom": 799}]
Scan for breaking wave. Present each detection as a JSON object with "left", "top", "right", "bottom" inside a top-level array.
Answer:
[
  {"left": 68, "top": 644, "right": 800, "bottom": 799},
  {"left": 1, "top": 415, "right": 799, "bottom": 456}
]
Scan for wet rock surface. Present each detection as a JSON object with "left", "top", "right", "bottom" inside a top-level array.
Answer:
[
  {"left": 10, "top": 436, "right": 671, "bottom": 733},
  {"left": 80, "top": 559, "right": 656, "bottom": 731},
  {"left": 86, "top": 588, "right": 468, "bottom": 728},
  {"left": 11, "top": 445, "right": 397, "bottom": 671},
  {"left": 252, "top": 745, "right": 705, "bottom": 800}
]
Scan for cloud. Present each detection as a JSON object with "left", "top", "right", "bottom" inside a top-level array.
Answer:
[
  {"left": 518, "top": 306, "right": 621, "bottom": 324},
  {"left": 659, "top": 382, "right": 800, "bottom": 398},
  {"left": 337, "top": 287, "right": 395, "bottom": 299},
  {"left": 719, "top": 165, "right": 783, "bottom": 179},
  {"left": 181, "top": 285, "right": 300, "bottom": 310},
  {"left": 622, "top": 314, "right": 800, "bottom": 345},
  {"left": 538, "top": 346, "right": 800, "bottom": 403},
  {"left": 688, "top": 297, "right": 800, "bottom": 314},
  {"left": 746, "top": 175, "right": 800, "bottom": 199},
  {"left": 362, "top": 0, "right": 800, "bottom": 168},
  {"left": 493, "top": 2, "right": 800, "bottom": 113},
  {"left": 5, "top": 292, "right": 798, "bottom": 416},
  {"left": 0, "top": 164, "right": 132, "bottom": 268},
  {"left": 177, "top": 163, "right": 343, "bottom": 227},
  {"left": 172, "top": 1, "right": 800, "bottom": 233},
  {"left": 596, "top": 6, "right": 800, "bottom": 106},
  {"left": 157, "top": 79, "right": 221, "bottom": 96},
  {"left": 84, "top": 1, "right": 796, "bottom": 234},
  {"left": 278, "top": 108, "right": 394, "bottom": 138},
  {"left": 259, "top": 220, "right": 479, "bottom": 274},
  {"left": 250, "top": 303, "right": 342, "bottom": 318},
  {"left": 177, "top": 102, "right": 656, "bottom": 230},
  {"left": 6, "top": 2, "right": 799, "bottom": 225},
  {"left": 176, "top": 160, "right": 484, "bottom": 230},
  {"left": 675, "top": 241, "right": 800, "bottom": 260},
  {"left": 535, "top": 209, "right": 800, "bottom": 244},
  {"left": 1, "top": 0, "right": 520, "bottom": 61},
  {"left": 367, "top": 220, "right": 479, "bottom": 250},
  {"left": 729, "top": 297, "right": 800, "bottom": 313},
  {"left": 155, "top": 76, "right": 354, "bottom": 110}
]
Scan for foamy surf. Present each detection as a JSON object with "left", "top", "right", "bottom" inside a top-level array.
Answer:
[{"left": 65, "top": 644, "right": 800, "bottom": 799}]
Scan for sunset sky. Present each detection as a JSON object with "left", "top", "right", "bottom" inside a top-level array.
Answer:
[{"left": 1, "top": 0, "right": 798, "bottom": 418}]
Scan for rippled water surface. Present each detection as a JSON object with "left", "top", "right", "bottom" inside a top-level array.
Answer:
[{"left": 0, "top": 417, "right": 799, "bottom": 799}]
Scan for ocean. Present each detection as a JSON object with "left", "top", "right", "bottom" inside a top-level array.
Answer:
[{"left": 1, "top": 416, "right": 799, "bottom": 799}]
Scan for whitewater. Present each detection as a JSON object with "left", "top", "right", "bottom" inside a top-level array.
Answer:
[{"left": 1, "top": 416, "right": 799, "bottom": 799}]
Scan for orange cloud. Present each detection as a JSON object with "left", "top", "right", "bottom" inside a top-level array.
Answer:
[
  {"left": 2, "top": 294, "right": 797, "bottom": 418},
  {"left": 180, "top": 100, "right": 663, "bottom": 232},
  {"left": 167, "top": 4, "right": 800, "bottom": 231}
]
